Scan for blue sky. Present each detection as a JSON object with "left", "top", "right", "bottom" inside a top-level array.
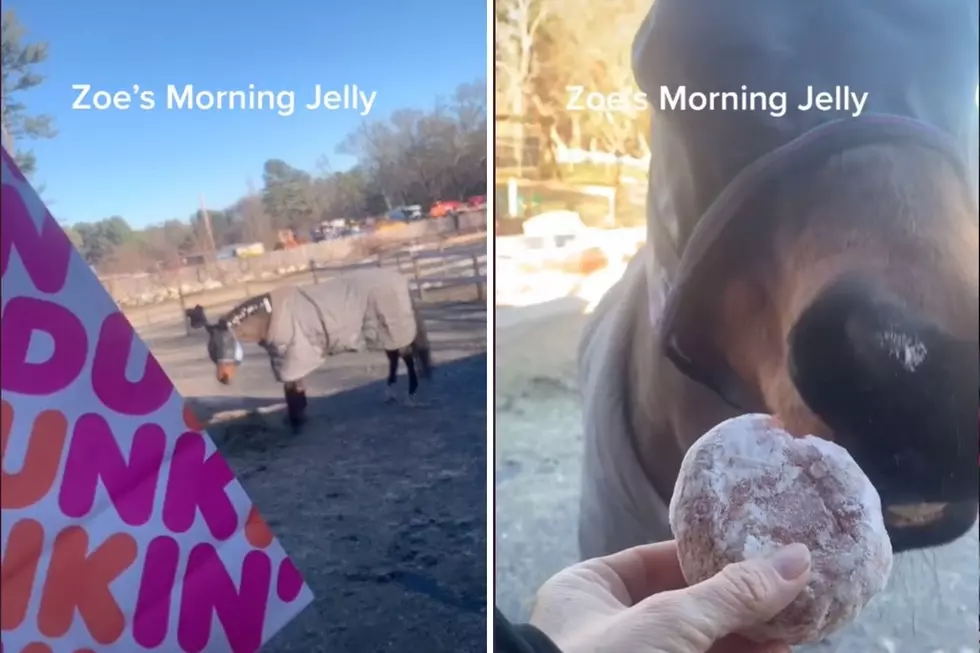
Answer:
[{"left": 8, "top": 0, "right": 487, "bottom": 227}]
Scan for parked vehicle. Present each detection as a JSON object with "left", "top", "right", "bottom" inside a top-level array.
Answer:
[
  {"left": 429, "top": 200, "right": 466, "bottom": 217},
  {"left": 387, "top": 205, "right": 424, "bottom": 221},
  {"left": 274, "top": 229, "right": 299, "bottom": 250},
  {"left": 376, "top": 220, "right": 408, "bottom": 233},
  {"left": 311, "top": 219, "right": 357, "bottom": 242},
  {"left": 517, "top": 210, "right": 608, "bottom": 275},
  {"left": 235, "top": 242, "right": 266, "bottom": 258}
]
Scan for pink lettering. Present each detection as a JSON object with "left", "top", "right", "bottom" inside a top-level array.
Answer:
[
  {"left": 178, "top": 545, "right": 272, "bottom": 653},
  {"left": 58, "top": 414, "right": 166, "bottom": 525},
  {"left": 133, "top": 536, "right": 180, "bottom": 648},
  {"left": 91, "top": 313, "right": 172, "bottom": 416},
  {"left": 0, "top": 183, "right": 72, "bottom": 292},
  {"left": 163, "top": 432, "right": 238, "bottom": 540},
  {"left": 276, "top": 558, "right": 304, "bottom": 603},
  {"left": 1, "top": 297, "right": 88, "bottom": 395}
]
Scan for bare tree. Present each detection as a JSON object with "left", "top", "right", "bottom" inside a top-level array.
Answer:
[
  {"left": 235, "top": 191, "right": 275, "bottom": 246},
  {"left": 1, "top": 122, "right": 12, "bottom": 152},
  {"left": 338, "top": 83, "right": 487, "bottom": 209},
  {"left": 563, "top": 0, "right": 649, "bottom": 156},
  {"left": 495, "top": 0, "right": 550, "bottom": 173}
]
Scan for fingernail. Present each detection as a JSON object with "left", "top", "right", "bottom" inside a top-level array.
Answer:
[{"left": 768, "top": 543, "right": 811, "bottom": 580}]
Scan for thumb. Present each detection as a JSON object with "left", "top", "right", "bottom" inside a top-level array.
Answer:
[{"left": 680, "top": 543, "right": 812, "bottom": 642}]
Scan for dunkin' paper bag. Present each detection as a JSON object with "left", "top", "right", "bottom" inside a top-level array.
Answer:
[{"left": 0, "top": 148, "right": 313, "bottom": 653}]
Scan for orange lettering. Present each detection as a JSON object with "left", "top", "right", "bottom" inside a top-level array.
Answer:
[
  {"left": 243, "top": 506, "right": 273, "bottom": 549},
  {"left": 37, "top": 527, "right": 137, "bottom": 644},
  {"left": 0, "top": 519, "right": 44, "bottom": 630},
  {"left": 1, "top": 402, "right": 68, "bottom": 509}
]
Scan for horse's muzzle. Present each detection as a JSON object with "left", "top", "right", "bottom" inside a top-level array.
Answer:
[
  {"left": 788, "top": 276, "right": 979, "bottom": 551},
  {"left": 216, "top": 362, "right": 236, "bottom": 385},
  {"left": 882, "top": 501, "right": 978, "bottom": 551}
]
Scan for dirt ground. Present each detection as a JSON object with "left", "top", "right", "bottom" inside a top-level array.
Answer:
[
  {"left": 494, "top": 301, "right": 979, "bottom": 653},
  {"left": 140, "top": 299, "right": 487, "bottom": 652}
]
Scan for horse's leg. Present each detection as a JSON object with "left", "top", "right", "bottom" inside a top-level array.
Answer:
[
  {"left": 384, "top": 350, "right": 399, "bottom": 403},
  {"left": 284, "top": 379, "right": 308, "bottom": 432},
  {"left": 402, "top": 349, "right": 420, "bottom": 406}
]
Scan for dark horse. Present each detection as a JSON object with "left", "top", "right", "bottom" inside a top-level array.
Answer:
[
  {"left": 186, "top": 268, "right": 433, "bottom": 431},
  {"left": 578, "top": 0, "right": 978, "bottom": 561}
]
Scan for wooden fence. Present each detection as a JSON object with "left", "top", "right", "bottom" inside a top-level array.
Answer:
[{"left": 145, "top": 244, "right": 487, "bottom": 334}]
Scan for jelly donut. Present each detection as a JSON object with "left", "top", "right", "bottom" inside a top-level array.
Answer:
[{"left": 668, "top": 414, "right": 893, "bottom": 644}]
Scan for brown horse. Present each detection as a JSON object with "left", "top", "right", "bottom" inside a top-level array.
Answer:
[{"left": 578, "top": 0, "right": 978, "bottom": 560}]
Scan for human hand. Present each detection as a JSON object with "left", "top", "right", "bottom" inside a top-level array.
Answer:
[{"left": 529, "top": 541, "right": 811, "bottom": 653}]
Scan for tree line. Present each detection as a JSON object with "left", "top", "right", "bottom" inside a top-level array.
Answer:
[{"left": 1, "top": 9, "right": 486, "bottom": 275}]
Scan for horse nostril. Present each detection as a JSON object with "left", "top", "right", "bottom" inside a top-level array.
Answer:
[
  {"left": 789, "top": 277, "right": 965, "bottom": 419},
  {"left": 788, "top": 276, "right": 977, "bottom": 499}
]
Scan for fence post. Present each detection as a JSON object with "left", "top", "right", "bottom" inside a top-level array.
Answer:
[
  {"left": 412, "top": 255, "right": 425, "bottom": 301},
  {"left": 178, "top": 287, "right": 191, "bottom": 336},
  {"left": 471, "top": 253, "right": 485, "bottom": 303},
  {"left": 309, "top": 259, "right": 319, "bottom": 284}
]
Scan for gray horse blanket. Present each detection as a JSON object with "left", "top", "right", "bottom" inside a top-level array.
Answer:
[
  {"left": 578, "top": 0, "right": 979, "bottom": 559},
  {"left": 263, "top": 268, "right": 419, "bottom": 383}
]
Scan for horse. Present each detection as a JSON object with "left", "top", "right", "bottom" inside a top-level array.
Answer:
[
  {"left": 577, "top": 0, "right": 978, "bottom": 562},
  {"left": 185, "top": 267, "right": 433, "bottom": 431}
]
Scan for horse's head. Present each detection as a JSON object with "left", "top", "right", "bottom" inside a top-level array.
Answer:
[
  {"left": 185, "top": 305, "right": 209, "bottom": 329},
  {"left": 666, "top": 141, "right": 978, "bottom": 551},
  {"left": 185, "top": 304, "right": 244, "bottom": 385}
]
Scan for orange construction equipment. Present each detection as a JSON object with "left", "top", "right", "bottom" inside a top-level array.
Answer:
[{"left": 276, "top": 229, "right": 299, "bottom": 249}]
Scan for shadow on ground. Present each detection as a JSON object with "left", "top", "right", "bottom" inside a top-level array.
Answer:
[{"left": 190, "top": 354, "right": 487, "bottom": 653}]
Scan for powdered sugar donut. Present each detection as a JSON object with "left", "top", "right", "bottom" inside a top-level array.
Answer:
[{"left": 668, "top": 414, "right": 893, "bottom": 645}]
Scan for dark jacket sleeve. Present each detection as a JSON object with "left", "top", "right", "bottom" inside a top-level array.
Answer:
[{"left": 494, "top": 607, "right": 563, "bottom": 653}]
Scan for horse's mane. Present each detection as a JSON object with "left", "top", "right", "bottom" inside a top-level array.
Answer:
[{"left": 222, "top": 293, "right": 273, "bottom": 327}]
